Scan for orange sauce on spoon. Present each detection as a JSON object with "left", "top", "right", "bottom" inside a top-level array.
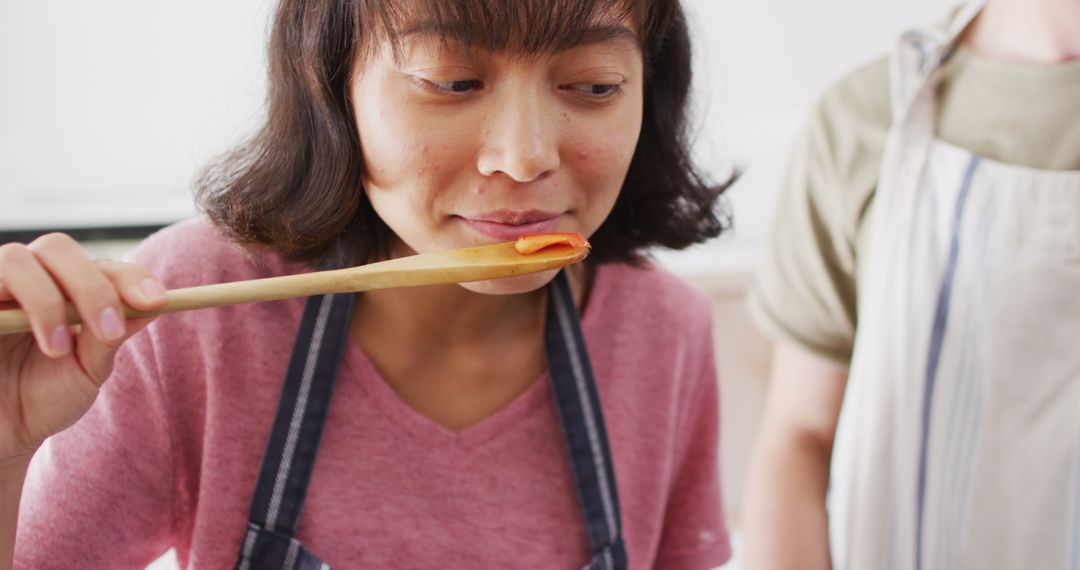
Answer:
[{"left": 514, "top": 232, "right": 591, "bottom": 255}]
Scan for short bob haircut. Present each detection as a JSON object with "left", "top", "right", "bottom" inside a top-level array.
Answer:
[{"left": 197, "top": 0, "right": 733, "bottom": 269}]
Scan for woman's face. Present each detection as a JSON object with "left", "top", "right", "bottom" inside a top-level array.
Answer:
[{"left": 350, "top": 25, "right": 644, "bottom": 294}]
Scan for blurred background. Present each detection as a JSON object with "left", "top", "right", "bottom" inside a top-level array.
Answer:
[{"left": 1, "top": 0, "right": 948, "bottom": 567}]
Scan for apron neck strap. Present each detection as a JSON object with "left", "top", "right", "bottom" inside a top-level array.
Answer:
[
  {"left": 890, "top": 1, "right": 984, "bottom": 121},
  {"left": 244, "top": 293, "right": 356, "bottom": 537},
  {"left": 545, "top": 271, "right": 628, "bottom": 569}
]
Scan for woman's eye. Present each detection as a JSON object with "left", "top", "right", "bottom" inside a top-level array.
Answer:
[
  {"left": 566, "top": 83, "right": 623, "bottom": 98},
  {"left": 426, "top": 79, "right": 483, "bottom": 94}
]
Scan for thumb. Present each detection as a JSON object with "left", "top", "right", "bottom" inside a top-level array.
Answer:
[{"left": 75, "top": 316, "right": 158, "bottom": 386}]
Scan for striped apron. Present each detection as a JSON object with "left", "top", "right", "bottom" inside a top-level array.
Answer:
[
  {"left": 828, "top": 3, "right": 1080, "bottom": 569},
  {"left": 233, "top": 271, "right": 628, "bottom": 569}
]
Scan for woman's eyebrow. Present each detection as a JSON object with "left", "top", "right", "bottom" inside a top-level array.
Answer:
[
  {"left": 573, "top": 25, "right": 641, "bottom": 50},
  {"left": 398, "top": 23, "right": 642, "bottom": 53}
]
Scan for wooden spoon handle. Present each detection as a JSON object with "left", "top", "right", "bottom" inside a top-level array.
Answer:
[{"left": 0, "top": 240, "right": 588, "bottom": 335}]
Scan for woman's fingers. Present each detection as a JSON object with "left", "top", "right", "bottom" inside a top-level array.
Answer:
[
  {"left": 0, "top": 234, "right": 166, "bottom": 360},
  {"left": 0, "top": 242, "right": 73, "bottom": 357},
  {"left": 94, "top": 259, "right": 168, "bottom": 311},
  {"left": 26, "top": 234, "right": 129, "bottom": 345}
]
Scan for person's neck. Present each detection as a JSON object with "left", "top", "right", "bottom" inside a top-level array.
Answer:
[
  {"left": 351, "top": 240, "right": 590, "bottom": 352},
  {"left": 964, "top": 0, "right": 1080, "bottom": 63},
  {"left": 355, "top": 282, "right": 546, "bottom": 351}
]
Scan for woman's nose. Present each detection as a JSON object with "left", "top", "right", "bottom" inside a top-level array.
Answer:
[{"left": 476, "top": 90, "right": 560, "bottom": 183}]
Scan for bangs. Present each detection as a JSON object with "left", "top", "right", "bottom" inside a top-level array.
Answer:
[{"left": 357, "top": 0, "right": 660, "bottom": 59}]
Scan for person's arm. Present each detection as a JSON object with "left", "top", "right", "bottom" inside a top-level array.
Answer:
[
  {"left": 742, "top": 343, "right": 848, "bottom": 570},
  {"left": 0, "top": 234, "right": 167, "bottom": 570}
]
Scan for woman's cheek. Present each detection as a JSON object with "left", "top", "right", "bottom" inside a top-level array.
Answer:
[
  {"left": 570, "top": 108, "right": 640, "bottom": 172},
  {"left": 572, "top": 140, "right": 633, "bottom": 183}
]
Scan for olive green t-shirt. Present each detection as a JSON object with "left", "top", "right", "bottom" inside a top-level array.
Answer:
[{"left": 747, "top": 47, "right": 1080, "bottom": 364}]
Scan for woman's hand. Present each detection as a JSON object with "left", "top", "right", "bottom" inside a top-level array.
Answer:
[{"left": 0, "top": 233, "right": 167, "bottom": 463}]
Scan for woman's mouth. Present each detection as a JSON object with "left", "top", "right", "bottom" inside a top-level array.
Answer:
[{"left": 457, "top": 210, "right": 564, "bottom": 241}]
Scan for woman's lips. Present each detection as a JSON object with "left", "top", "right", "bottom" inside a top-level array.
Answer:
[{"left": 458, "top": 211, "right": 564, "bottom": 241}]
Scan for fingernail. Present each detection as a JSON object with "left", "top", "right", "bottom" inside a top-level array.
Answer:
[
  {"left": 140, "top": 278, "right": 167, "bottom": 302},
  {"left": 49, "top": 326, "right": 71, "bottom": 355},
  {"left": 99, "top": 307, "right": 125, "bottom": 340}
]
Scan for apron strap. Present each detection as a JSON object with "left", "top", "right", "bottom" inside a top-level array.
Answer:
[
  {"left": 237, "top": 523, "right": 331, "bottom": 570},
  {"left": 546, "top": 271, "right": 628, "bottom": 570},
  {"left": 580, "top": 544, "right": 628, "bottom": 570},
  {"left": 235, "top": 293, "right": 355, "bottom": 570},
  {"left": 889, "top": 1, "right": 984, "bottom": 119}
]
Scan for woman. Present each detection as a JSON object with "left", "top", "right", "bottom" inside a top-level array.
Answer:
[{"left": 1, "top": 0, "right": 733, "bottom": 568}]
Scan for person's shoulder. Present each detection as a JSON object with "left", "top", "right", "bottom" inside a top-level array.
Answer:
[
  {"left": 797, "top": 54, "right": 891, "bottom": 235},
  {"left": 593, "top": 261, "right": 713, "bottom": 334},
  {"left": 126, "top": 217, "right": 293, "bottom": 289},
  {"left": 814, "top": 55, "right": 892, "bottom": 136},
  {"left": 122, "top": 218, "right": 304, "bottom": 379}
]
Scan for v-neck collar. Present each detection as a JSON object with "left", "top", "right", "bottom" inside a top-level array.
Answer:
[{"left": 340, "top": 265, "right": 613, "bottom": 449}]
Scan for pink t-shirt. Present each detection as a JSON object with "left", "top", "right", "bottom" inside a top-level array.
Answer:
[{"left": 16, "top": 219, "right": 730, "bottom": 569}]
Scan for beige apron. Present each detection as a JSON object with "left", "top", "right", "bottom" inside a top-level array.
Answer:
[{"left": 828, "top": 3, "right": 1080, "bottom": 568}]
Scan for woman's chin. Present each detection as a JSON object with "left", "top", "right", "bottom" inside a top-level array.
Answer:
[{"left": 458, "top": 268, "right": 561, "bottom": 295}]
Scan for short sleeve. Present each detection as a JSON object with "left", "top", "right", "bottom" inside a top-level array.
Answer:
[
  {"left": 15, "top": 329, "right": 177, "bottom": 569},
  {"left": 654, "top": 321, "right": 732, "bottom": 570},
  {"left": 746, "top": 56, "right": 891, "bottom": 364}
]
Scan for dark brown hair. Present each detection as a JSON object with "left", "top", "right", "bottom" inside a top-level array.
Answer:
[{"left": 196, "top": 0, "right": 732, "bottom": 269}]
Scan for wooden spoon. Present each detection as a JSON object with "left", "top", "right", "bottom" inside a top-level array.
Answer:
[{"left": 0, "top": 239, "right": 589, "bottom": 335}]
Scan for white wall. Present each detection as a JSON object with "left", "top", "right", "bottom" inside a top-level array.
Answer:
[
  {"left": 1, "top": 0, "right": 950, "bottom": 267},
  {"left": 0, "top": 0, "right": 272, "bottom": 230}
]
